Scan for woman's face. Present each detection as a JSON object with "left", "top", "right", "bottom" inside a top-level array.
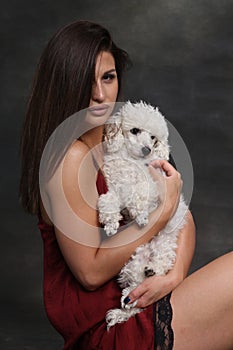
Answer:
[{"left": 89, "top": 51, "right": 118, "bottom": 116}]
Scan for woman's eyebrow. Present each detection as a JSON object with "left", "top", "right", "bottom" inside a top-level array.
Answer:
[{"left": 104, "top": 69, "right": 116, "bottom": 74}]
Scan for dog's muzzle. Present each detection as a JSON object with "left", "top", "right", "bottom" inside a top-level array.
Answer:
[{"left": 141, "top": 146, "right": 151, "bottom": 156}]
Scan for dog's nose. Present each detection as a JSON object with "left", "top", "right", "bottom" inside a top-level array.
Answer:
[{"left": 142, "top": 146, "right": 151, "bottom": 156}]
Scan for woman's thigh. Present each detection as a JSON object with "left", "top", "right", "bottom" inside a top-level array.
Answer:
[{"left": 171, "top": 251, "right": 233, "bottom": 350}]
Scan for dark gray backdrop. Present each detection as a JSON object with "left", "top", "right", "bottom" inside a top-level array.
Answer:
[{"left": 1, "top": 1, "right": 233, "bottom": 349}]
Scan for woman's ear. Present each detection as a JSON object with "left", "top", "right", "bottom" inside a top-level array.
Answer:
[
  {"left": 155, "top": 140, "right": 170, "bottom": 160},
  {"left": 104, "top": 120, "right": 124, "bottom": 153}
]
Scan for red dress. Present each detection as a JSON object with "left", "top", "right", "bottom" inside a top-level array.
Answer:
[{"left": 38, "top": 171, "right": 155, "bottom": 350}]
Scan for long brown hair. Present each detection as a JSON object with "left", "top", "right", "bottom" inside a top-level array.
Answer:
[{"left": 19, "top": 20, "right": 130, "bottom": 214}]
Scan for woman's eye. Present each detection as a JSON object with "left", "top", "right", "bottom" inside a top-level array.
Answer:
[
  {"left": 130, "top": 128, "right": 141, "bottom": 135},
  {"left": 103, "top": 73, "right": 116, "bottom": 82}
]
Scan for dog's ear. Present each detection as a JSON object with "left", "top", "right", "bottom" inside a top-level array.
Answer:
[
  {"left": 155, "top": 140, "right": 170, "bottom": 160},
  {"left": 104, "top": 116, "right": 124, "bottom": 153}
]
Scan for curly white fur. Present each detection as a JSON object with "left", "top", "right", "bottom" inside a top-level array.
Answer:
[{"left": 97, "top": 101, "right": 188, "bottom": 329}]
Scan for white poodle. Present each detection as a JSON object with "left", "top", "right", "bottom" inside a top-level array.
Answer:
[{"left": 97, "top": 101, "right": 188, "bottom": 329}]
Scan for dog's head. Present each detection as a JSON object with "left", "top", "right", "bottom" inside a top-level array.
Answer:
[{"left": 104, "top": 101, "right": 169, "bottom": 160}]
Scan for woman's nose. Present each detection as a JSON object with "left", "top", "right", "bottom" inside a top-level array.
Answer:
[{"left": 92, "top": 81, "right": 105, "bottom": 102}]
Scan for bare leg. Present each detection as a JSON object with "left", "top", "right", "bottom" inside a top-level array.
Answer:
[{"left": 171, "top": 251, "right": 233, "bottom": 350}]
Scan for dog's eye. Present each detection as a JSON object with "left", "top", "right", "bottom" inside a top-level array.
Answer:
[
  {"left": 130, "top": 128, "right": 141, "bottom": 135},
  {"left": 151, "top": 136, "right": 155, "bottom": 140}
]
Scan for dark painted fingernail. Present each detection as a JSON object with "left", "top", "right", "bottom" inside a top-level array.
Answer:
[{"left": 124, "top": 296, "right": 131, "bottom": 304}]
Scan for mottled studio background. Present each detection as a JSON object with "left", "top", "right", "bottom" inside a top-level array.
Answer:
[{"left": 1, "top": 0, "right": 233, "bottom": 349}]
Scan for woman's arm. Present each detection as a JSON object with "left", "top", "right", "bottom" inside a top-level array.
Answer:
[
  {"left": 124, "top": 210, "right": 196, "bottom": 307},
  {"left": 46, "top": 141, "right": 182, "bottom": 291}
]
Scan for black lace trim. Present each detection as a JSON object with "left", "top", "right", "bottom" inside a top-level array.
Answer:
[{"left": 153, "top": 292, "right": 174, "bottom": 350}]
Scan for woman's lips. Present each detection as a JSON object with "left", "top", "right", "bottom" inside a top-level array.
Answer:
[{"left": 88, "top": 104, "right": 110, "bottom": 116}]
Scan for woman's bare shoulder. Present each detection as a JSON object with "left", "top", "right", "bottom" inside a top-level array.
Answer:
[
  {"left": 62, "top": 139, "right": 94, "bottom": 174},
  {"left": 62, "top": 139, "right": 97, "bottom": 208},
  {"left": 66, "top": 139, "right": 90, "bottom": 159},
  {"left": 39, "top": 141, "right": 90, "bottom": 226}
]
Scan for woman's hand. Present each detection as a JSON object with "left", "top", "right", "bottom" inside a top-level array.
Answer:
[
  {"left": 149, "top": 159, "right": 183, "bottom": 219},
  {"left": 126, "top": 268, "right": 182, "bottom": 308},
  {"left": 125, "top": 210, "right": 196, "bottom": 308}
]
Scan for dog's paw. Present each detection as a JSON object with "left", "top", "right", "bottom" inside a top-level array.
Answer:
[
  {"left": 106, "top": 309, "right": 129, "bottom": 330},
  {"left": 104, "top": 221, "right": 119, "bottom": 236},
  {"left": 136, "top": 212, "right": 149, "bottom": 226},
  {"left": 144, "top": 266, "right": 155, "bottom": 277},
  {"left": 101, "top": 212, "right": 122, "bottom": 236}
]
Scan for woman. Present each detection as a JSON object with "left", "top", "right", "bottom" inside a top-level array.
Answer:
[{"left": 19, "top": 20, "right": 233, "bottom": 350}]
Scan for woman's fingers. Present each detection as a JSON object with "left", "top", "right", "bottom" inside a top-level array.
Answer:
[
  {"left": 149, "top": 159, "right": 182, "bottom": 220},
  {"left": 127, "top": 282, "right": 148, "bottom": 303},
  {"left": 125, "top": 281, "right": 151, "bottom": 308},
  {"left": 126, "top": 277, "right": 164, "bottom": 308},
  {"left": 148, "top": 165, "right": 164, "bottom": 182},
  {"left": 149, "top": 159, "right": 175, "bottom": 177}
]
